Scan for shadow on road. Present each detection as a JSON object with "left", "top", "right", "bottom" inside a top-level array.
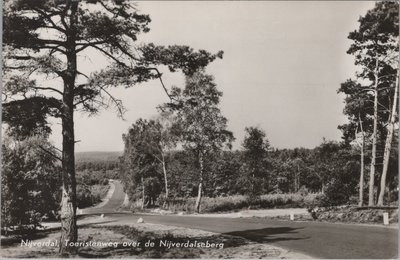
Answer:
[{"left": 225, "top": 226, "right": 309, "bottom": 243}]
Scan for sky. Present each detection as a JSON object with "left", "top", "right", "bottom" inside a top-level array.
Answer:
[{"left": 48, "top": 1, "right": 375, "bottom": 152}]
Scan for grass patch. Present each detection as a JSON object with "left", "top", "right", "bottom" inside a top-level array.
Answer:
[{"left": 162, "top": 193, "right": 319, "bottom": 213}]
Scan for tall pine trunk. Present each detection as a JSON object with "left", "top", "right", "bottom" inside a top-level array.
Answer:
[
  {"left": 377, "top": 73, "right": 399, "bottom": 206},
  {"left": 368, "top": 58, "right": 379, "bottom": 207},
  {"left": 59, "top": 101, "right": 77, "bottom": 255},
  {"left": 358, "top": 116, "right": 365, "bottom": 207},
  {"left": 59, "top": 2, "right": 78, "bottom": 255},
  {"left": 195, "top": 152, "right": 204, "bottom": 213}
]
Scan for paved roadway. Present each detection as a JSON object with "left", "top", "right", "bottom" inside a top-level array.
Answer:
[
  {"left": 81, "top": 180, "right": 126, "bottom": 214},
  {"left": 87, "top": 180, "right": 399, "bottom": 259}
]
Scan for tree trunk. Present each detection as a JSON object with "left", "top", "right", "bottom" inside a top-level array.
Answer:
[
  {"left": 141, "top": 177, "right": 145, "bottom": 210},
  {"left": 59, "top": 3, "right": 78, "bottom": 255},
  {"left": 195, "top": 152, "right": 204, "bottom": 213},
  {"left": 359, "top": 130, "right": 365, "bottom": 207},
  {"left": 161, "top": 153, "right": 169, "bottom": 199},
  {"left": 295, "top": 164, "right": 300, "bottom": 192},
  {"left": 358, "top": 115, "right": 365, "bottom": 207},
  {"left": 368, "top": 59, "right": 379, "bottom": 207},
  {"left": 377, "top": 73, "right": 398, "bottom": 206}
]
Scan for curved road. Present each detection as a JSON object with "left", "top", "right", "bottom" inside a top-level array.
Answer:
[
  {"left": 81, "top": 180, "right": 126, "bottom": 214},
  {"left": 88, "top": 180, "right": 398, "bottom": 259}
]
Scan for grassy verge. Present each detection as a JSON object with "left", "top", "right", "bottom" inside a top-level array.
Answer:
[
  {"left": 268, "top": 205, "right": 399, "bottom": 225},
  {"left": 161, "top": 193, "right": 319, "bottom": 213}
]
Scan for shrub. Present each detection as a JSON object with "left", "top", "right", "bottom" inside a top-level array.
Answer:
[
  {"left": 1, "top": 136, "right": 61, "bottom": 234},
  {"left": 76, "top": 185, "right": 93, "bottom": 208},
  {"left": 76, "top": 184, "right": 109, "bottom": 208}
]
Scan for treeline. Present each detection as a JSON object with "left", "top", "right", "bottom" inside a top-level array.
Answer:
[
  {"left": 119, "top": 123, "right": 398, "bottom": 211},
  {"left": 75, "top": 158, "right": 119, "bottom": 208},
  {"left": 76, "top": 161, "right": 119, "bottom": 172}
]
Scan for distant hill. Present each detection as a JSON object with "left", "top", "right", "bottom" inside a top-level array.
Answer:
[{"left": 75, "top": 151, "right": 122, "bottom": 162}]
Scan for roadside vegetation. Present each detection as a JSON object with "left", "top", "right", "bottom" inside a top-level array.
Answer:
[
  {"left": 156, "top": 193, "right": 319, "bottom": 214},
  {"left": 75, "top": 159, "right": 119, "bottom": 208}
]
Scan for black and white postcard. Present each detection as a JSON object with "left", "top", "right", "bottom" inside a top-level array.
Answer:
[{"left": 1, "top": 0, "right": 398, "bottom": 259}]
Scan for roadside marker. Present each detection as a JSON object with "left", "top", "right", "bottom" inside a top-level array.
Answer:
[
  {"left": 383, "top": 212, "right": 389, "bottom": 225},
  {"left": 290, "top": 212, "right": 295, "bottom": 221}
]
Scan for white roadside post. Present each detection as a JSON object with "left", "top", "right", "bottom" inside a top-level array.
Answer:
[
  {"left": 383, "top": 212, "right": 389, "bottom": 225},
  {"left": 290, "top": 212, "right": 295, "bottom": 221}
]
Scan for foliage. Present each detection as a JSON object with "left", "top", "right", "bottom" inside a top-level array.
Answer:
[
  {"left": 76, "top": 184, "right": 109, "bottom": 208},
  {"left": 161, "top": 71, "right": 234, "bottom": 212},
  {"left": 240, "top": 127, "right": 270, "bottom": 196},
  {"left": 338, "top": 1, "right": 399, "bottom": 206},
  {"left": 165, "top": 72, "right": 234, "bottom": 155},
  {"left": 120, "top": 119, "right": 165, "bottom": 206},
  {"left": 76, "top": 169, "right": 116, "bottom": 185},
  {"left": 309, "top": 206, "right": 398, "bottom": 224},
  {"left": 1, "top": 135, "right": 61, "bottom": 232}
]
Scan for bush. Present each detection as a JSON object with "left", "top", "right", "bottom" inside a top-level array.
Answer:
[
  {"left": 76, "top": 185, "right": 94, "bottom": 208},
  {"left": 309, "top": 206, "right": 399, "bottom": 224},
  {"left": 76, "top": 184, "right": 109, "bottom": 208},
  {"left": 1, "top": 136, "right": 61, "bottom": 234}
]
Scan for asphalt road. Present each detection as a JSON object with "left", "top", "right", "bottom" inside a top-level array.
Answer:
[
  {"left": 82, "top": 180, "right": 126, "bottom": 214},
  {"left": 105, "top": 213, "right": 398, "bottom": 259},
  {"left": 88, "top": 180, "right": 399, "bottom": 259}
]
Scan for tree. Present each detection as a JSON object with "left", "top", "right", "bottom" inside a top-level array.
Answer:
[
  {"left": 163, "top": 71, "right": 234, "bottom": 213},
  {"left": 378, "top": 71, "right": 399, "bottom": 205},
  {"left": 338, "top": 80, "right": 372, "bottom": 206},
  {"left": 241, "top": 126, "right": 270, "bottom": 196},
  {"left": 120, "top": 119, "right": 162, "bottom": 209},
  {"left": 312, "top": 141, "right": 359, "bottom": 206},
  {"left": 343, "top": 1, "right": 399, "bottom": 206},
  {"left": 1, "top": 134, "right": 61, "bottom": 234},
  {"left": 2, "top": 0, "right": 222, "bottom": 254},
  {"left": 121, "top": 116, "right": 176, "bottom": 207},
  {"left": 153, "top": 111, "right": 177, "bottom": 203}
]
